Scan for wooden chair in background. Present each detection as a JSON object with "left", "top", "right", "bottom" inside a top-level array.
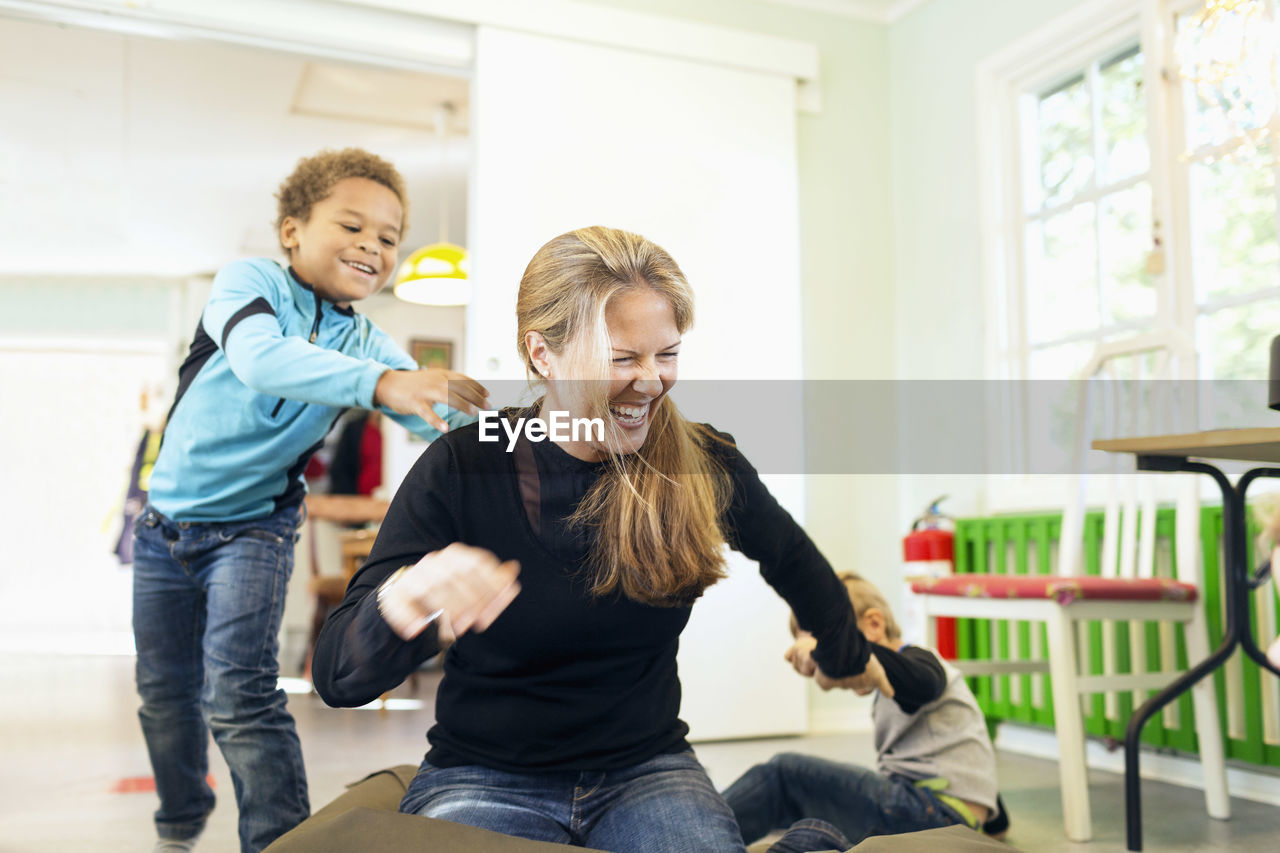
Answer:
[
  {"left": 300, "top": 496, "right": 388, "bottom": 682},
  {"left": 908, "top": 332, "right": 1227, "bottom": 842}
]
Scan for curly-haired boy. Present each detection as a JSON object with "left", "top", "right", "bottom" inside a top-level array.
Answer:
[{"left": 133, "top": 148, "right": 488, "bottom": 853}]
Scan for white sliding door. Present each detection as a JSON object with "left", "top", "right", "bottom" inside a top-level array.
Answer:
[{"left": 469, "top": 26, "right": 807, "bottom": 739}]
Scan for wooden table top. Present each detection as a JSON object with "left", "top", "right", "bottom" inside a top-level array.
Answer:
[
  {"left": 1092, "top": 427, "right": 1280, "bottom": 464},
  {"left": 304, "top": 494, "right": 391, "bottom": 525}
]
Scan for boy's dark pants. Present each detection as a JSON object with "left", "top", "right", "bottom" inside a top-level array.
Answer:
[
  {"left": 133, "top": 504, "right": 309, "bottom": 853},
  {"left": 724, "top": 752, "right": 972, "bottom": 846}
]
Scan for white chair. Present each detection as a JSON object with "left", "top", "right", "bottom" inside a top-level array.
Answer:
[{"left": 909, "top": 331, "right": 1228, "bottom": 842}]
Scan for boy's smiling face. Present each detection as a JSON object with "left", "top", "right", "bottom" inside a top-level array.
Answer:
[{"left": 280, "top": 176, "right": 403, "bottom": 307}]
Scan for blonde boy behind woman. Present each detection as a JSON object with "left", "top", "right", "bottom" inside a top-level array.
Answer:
[{"left": 723, "top": 572, "right": 1005, "bottom": 848}]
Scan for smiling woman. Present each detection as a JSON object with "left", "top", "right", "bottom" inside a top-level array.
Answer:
[
  {"left": 310, "top": 226, "right": 872, "bottom": 853},
  {"left": 521, "top": 256, "right": 682, "bottom": 460},
  {"left": 512, "top": 227, "right": 726, "bottom": 605}
]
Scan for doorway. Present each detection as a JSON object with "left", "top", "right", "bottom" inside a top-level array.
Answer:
[{"left": 0, "top": 14, "right": 472, "bottom": 652}]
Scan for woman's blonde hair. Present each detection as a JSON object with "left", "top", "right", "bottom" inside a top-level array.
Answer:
[{"left": 516, "top": 226, "right": 731, "bottom": 606}]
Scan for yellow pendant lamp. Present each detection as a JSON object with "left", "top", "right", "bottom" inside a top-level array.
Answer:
[
  {"left": 395, "top": 242, "right": 470, "bottom": 306},
  {"left": 395, "top": 103, "right": 470, "bottom": 306}
]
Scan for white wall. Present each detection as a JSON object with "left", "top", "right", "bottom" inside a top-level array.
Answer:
[
  {"left": 582, "top": 0, "right": 898, "bottom": 581},
  {"left": 886, "top": 0, "right": 1093, "bottom": 531},
  {"left": 581, "top": 0, "right": 898, "bottom": 732},
  {"left": 467, "top": 23, "right": 811, "bottom": 740},
  {"left": 0, "top": 340, "right": 167, "bottom": 651},
  {"left": 0, "top": 17, "right": 466, "bottom": 278}
]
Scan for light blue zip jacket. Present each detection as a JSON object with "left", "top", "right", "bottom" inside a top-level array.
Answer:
[{"left": 148, "top": 257, "right": 470, "bottom": 522}]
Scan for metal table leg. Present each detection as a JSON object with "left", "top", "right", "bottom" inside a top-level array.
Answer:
[
  {"left": 1233, "top": 468, "right": 1280, "bottom": 680},
  {"left": 1124, "top": 460, "right": 1280, "bottom": 850}
]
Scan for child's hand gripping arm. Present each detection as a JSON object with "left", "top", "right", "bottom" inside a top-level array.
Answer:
[{"left": 784, "top": 632, "right": 895, "bottom": 698}]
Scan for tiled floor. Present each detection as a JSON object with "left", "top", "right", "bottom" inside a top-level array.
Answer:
[{"left": 2, "top": 654, "right": 1278, "bottom": 852}]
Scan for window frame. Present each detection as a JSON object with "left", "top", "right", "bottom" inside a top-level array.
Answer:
[
  {"left": 981, "top": 1, "right": 1175, "bottom": 380},
  {"left": 976, "top": 0, "right": 1215, "bottom": 511},
  {"left": 1171, "top": 0, "right": 1280, "bottom": 386}
]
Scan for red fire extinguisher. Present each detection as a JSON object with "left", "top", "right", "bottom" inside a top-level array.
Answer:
[{"left": 902, "top": 496, "right": 957, "bottom": 659}]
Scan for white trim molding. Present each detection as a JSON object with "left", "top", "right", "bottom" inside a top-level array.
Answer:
[
  {"left": 0, "top": 0, "right": 819, "bottom": 81},
  {"left": 0, "top": 0, "right": 475, "bottom": 74},
  {"left": 975, "top": 0, "right": 1149, "bottom": 380},
  {"left": 998, "top": 723, "right": 1280, "bottom": 808},
  {"left": 760, "top": 0, "right": 928, "bottom": 24},
  {"left": 0, "top": 0, "right": 822, "bottom": 106},
  {"left": 351, "top": 0, "right": 819, "bottom": 82},
  {"left": 974, "top": 0, "right": 1157, "bottom": 511}
]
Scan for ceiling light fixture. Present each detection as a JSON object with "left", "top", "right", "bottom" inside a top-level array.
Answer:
[{"left": 395, "top": 102, "right": 470, "bottom": 306}]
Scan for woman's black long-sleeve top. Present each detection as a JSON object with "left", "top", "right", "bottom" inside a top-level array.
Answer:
[{"left": 312, "top": 417, "right": 868, "bottom": 772}]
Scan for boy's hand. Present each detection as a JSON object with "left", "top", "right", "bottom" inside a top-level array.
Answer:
[
  {"left": 815, "top": 653, "right": 895, "bottom": 698},
  {"left": 784, "top": 633, "right": 819, "bottom": 676},
  {"left": 784, "top": 632, "right": 896, "bottom": 698},
  {"left": 377, "top": 543, "right": 520, "bottom": 641},
  {"left": 374, "top": 368, "right": 491, "bottom": 433}
]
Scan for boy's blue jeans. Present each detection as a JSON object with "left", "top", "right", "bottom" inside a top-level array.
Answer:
[
  {"left": 399, "top": 751, "right": 849, "bottom": 852},
  {"left": 722, "top": 752, "right": 971, "bottom": 847},
  {"left": 132, "top": 504, "right": 309, "bottom": 853}
]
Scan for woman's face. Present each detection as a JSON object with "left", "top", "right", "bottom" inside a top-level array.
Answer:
[{"left": 541, "top": 287, "right": 681, "bottom": 461}]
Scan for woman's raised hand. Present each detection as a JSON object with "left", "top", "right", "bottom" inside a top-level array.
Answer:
[{"left": 378, "top": 543, "right": 520, "bottom": 641}]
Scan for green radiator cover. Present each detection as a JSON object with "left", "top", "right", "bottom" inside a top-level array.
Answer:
[{"left": 951, "top": 508, "right": 1280, "bottom": 769}]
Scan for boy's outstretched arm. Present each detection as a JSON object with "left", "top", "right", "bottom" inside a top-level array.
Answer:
[
  {"left": 203, "top": 259, "right": 490, "bottom": 429},
  {"left": 374, "top": 368, "right": 489, "bottom": 434}
]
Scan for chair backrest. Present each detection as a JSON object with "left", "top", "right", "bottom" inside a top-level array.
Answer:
[{"left": 1058, "top": 330, "right": 1199, "bottom": 584}]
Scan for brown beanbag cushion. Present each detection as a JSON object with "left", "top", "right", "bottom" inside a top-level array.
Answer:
[
  {"left": 748, "top": 824, "right": 1013, "bottom": 853},
  {"left": 849, "top": 824, "right": 1015, "bottom": 850},
  {"left": 264, "top": 765, "right": 607, "bottom": 853},
  {"left": 267, "top": 766, "right": 1013, "bottom": 852}
]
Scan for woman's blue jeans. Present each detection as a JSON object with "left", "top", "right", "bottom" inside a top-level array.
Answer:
[
  {"left": 401, "top": 751, "right": 850, "bottom": 853},
  {"left": 722, "top": 752, "right": 969, "bottom": 846},
  {"left": 132, "top": 504, "right": 309, "bottom": 853},
  {"left": 401, "top": 751, "right": 737, "bottom": 851}
]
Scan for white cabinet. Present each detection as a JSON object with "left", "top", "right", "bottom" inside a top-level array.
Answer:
[{"left": 468, "top": 26, "right": 808, "bottom": 739}]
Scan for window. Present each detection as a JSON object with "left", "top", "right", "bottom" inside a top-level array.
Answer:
[
  {"left": 1020, "top": 44, "right": 1156, "bottom": 381},
  {"left": 996, "top": 1, "right": 1280, "bottom": 382},
  {"left": 989, "top": 0, "right": 1280, "bottom": 479},
  {"left": 1176, "top": 0, "right": 1280, "bottom": 382}
]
